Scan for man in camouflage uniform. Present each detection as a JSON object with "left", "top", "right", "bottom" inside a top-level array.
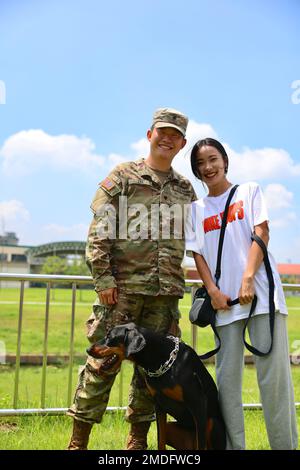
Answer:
[{"left": 67, "top": 108, "right": 197, "bottom": 450}]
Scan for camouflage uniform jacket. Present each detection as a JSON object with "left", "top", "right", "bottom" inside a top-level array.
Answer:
[{"left": 86, "top": 158, "right": 197, "bottom": 297}]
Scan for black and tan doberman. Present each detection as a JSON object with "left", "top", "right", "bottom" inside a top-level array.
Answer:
[{"left": 87, "top": 322, "right": 226, "bottom": 450}]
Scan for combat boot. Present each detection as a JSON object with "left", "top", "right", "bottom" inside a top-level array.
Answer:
[
  {"left": 67, "top": 419, "right": 93, "bottom": 450},
  {"left": 126, "top": 421, "right": 151, "bottom": 450}
]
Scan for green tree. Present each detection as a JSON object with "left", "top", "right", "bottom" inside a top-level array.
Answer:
[
  {"left": 41, "top": 256, "right": 68, "bottom": 275},
  {"left": 66, "top": 258, "right": 92, "bottom": 300},
  {"left": 66, "top": 257, "right": 90, "bottom": 276},
  {"left": 41, "top": 256, "right": 69, "bottom": 298}
]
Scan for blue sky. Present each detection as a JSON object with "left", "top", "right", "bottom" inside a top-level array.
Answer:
[{"left": 0, "top": 0, "right": 299, "bottom": 262}]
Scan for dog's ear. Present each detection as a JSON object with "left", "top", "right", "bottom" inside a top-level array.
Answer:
[{"left": 124, "top": 327, "right": 146, "bottom": 357}]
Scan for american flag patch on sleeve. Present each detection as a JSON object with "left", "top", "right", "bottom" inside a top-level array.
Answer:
[{"left": 100, "top": 177, "right": 115, "bottom": 191}]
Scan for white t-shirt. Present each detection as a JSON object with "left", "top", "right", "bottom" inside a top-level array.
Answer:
[{"left": 185, "top": 182, "right": 287, "bottom": 327}]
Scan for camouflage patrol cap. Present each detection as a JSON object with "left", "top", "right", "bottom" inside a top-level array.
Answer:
[{"left": 152, "top": 107, "right": 188, "bottom": 137}]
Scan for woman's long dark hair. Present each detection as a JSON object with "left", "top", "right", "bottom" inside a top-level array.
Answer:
[{"left": 190, "top": 137, "right": 229, "bottom": 180}]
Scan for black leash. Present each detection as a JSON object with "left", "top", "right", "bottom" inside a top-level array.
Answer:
[{"left": 241, "top": 233, "right": 275, "bottom": 356}]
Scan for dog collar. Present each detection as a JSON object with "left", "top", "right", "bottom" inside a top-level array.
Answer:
[{"left": 145, "top": 336, "right": 180, "bottom": 378}]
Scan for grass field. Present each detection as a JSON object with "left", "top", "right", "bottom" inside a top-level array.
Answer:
[
  {"left": 3, "top": 409, "right": 297, "bottom": 450},
  {"left": 2, "top": 409, "right": 299, "bottom": 450},
  {"left": 0, "top": 286, "right": 300, "bottom": 450}
]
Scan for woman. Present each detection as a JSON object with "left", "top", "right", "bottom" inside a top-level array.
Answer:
[{"left": 186, "top": 137, "right": 298, "bottom": 450}]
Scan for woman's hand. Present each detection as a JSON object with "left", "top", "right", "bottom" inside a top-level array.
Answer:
[
  {"left": 238, "top": 276, "right": 255, "bottom": 305},
  {"left": 208, "top": 286, "right": 231, "bottom": 311}
]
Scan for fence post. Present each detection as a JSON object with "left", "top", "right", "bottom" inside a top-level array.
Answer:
[
  {"left": 41, "top": 282, "right": 51, "bottom": 408},
  {"left": 13, "top": 280, "right": 25, "bottom": 408},
  {"left": 191, "top": 285, "right": 198, "bottom": 352},
  {"left": 67, "top": 283, "right": 76, "bottom": 407}
]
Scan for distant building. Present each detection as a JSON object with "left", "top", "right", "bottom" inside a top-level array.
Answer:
[
  {"left": 0, "top": 232, "right": 19, "bottom": 246},
  {"left": 0, "top": 232, "right": 85, "bottom": 288},
  {"left": 0, "top": 232, "right": 32, "bottom": 287},
  {"left": 277, "top": 264, "right": 300, "bottom": 284}
]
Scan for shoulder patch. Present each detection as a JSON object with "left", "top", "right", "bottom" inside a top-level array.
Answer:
[{"left": 100, "top": 177, "right": 116, "bottom": 191}]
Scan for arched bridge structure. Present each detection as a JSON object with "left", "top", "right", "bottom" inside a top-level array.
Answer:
[{"left": 26, "top": 241, "right": 86, "bottom": 264}]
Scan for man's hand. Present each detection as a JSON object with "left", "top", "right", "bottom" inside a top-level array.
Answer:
[{"left": 98, "top": 287, "right": 118, "bottom": 305}]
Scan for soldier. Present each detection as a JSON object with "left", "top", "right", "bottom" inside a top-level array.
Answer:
[{"left": 67, "top": 108, "right": 197, "bottom": 450}]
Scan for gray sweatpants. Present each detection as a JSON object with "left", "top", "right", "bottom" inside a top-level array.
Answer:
[{"left": 215, "top": 313, "right": 298, "bottom": 450}]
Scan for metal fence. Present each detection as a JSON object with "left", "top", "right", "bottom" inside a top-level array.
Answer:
[{"left": 0, "top": 272, "right": 299, "bottom": 417}]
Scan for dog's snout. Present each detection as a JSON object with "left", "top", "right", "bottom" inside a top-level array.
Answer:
[{"left": 87, "top": 341, "right": 103, "bottom": 357}]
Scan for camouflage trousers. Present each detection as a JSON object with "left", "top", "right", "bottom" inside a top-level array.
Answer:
[{"left": 67, "top": 292, "right": 181, "bottom": 425}]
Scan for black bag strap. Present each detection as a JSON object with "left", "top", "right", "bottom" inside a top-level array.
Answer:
[
  {"left": 242, "top": 233, "right": 275, "bottom": 356},
  {"left": 215, "top": 185, "right": 239, "bottom": 285},
  {"left": 199, "top": 316, "right": 221, "bottom": 360},
  {"left": 199, "top": 185, "right": 238, "bottom": 360}
]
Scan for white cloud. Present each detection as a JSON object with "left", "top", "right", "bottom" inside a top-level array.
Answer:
[
  {"left": 0, "top": 200, "right": 30, "bottom": 243},
  {"left": 107, "top": 152, "right": 131, "bottom": 169},
  {"left": 2, "top": 123, "right": 299, "bottom": 185},
  {"left": 261, "top": 184, "right": 296, "bottom": 231},
  {"left": 269, "top": 212, "right": 297, "bottom": 229},
  {"left": 0, "top": 129, "right": 105, "bottom": 176},
  {"left": 122, "top": 122, "right": 300, "bottom": 187},
  {"left": 105, "top": 139, "right": 150, "bottom": 170},
  {"left": 186, "top": 120, "right": 218, "bottom": 146},
  {"left": 263, "top": 184, "right": 293, "bottom": 210},
  {"left": 0, "top": 199, "right": 30, "bottom": 223},
  {"left": 226, "top": 146, "right": 300, "bottom": 182},
  {"left": 42, "top": 222, "right": 89, "bottom": 242},
  {"left": 131, "top": 138, "right": 149, "bottom": 157}
]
